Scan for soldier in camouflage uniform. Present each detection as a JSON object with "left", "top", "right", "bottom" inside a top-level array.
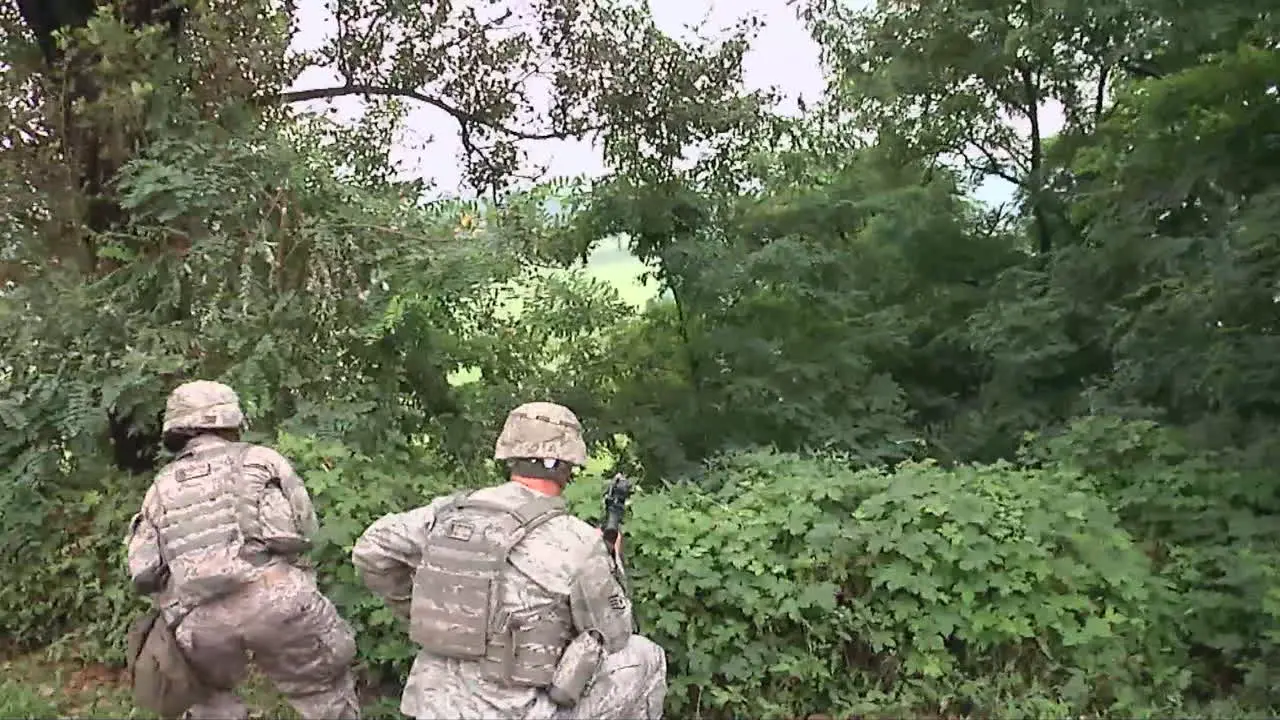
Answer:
[
  {"left": 125, "top": 380, "right": 361, "bottom": 719},
  {"left": 351, "top": 401, "right": 668, "bottom": 719}
]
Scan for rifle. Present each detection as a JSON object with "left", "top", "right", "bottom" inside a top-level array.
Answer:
[
  {"left": 600, "top": 472, "right": 631, "bottom": 555},
  {"left": 599, "top": 472, "right": 639, "bottom": 632}
]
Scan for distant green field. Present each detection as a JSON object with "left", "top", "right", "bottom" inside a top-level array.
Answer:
[
  {"left": 580, "top": 242, "right": 662, "bottom": 308},
  {"left": 447, "top": 244, "right": 661, "bottom": 386}
]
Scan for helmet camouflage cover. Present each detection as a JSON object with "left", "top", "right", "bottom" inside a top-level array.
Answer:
[
  {"left": 162, "top": 380, "right": 245, "bottom": 433},
  {"left": 494, "top": 401, "right": 588, "bottom": 467}
]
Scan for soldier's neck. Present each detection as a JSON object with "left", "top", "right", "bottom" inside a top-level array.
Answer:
[{"left": 511, "top": 475, "right": 563, "bottom": 497}]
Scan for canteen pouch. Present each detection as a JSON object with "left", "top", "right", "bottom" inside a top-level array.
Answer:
[
  {"left": 126, "top": 607, "right": 213, "bottom": 719},
  {"left": 547, "top": 631, "right": 604, "bottom": 707}
]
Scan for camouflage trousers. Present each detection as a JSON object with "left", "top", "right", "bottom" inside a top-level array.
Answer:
[
  {"left": 174, "top": 564, "right": 360, "bottom": 720},
  {"left": 401, "top": 634, "right": 666, "bottom": 720},
  {"left": 551, "top": 635, "right": 667, "bottom": 720}
]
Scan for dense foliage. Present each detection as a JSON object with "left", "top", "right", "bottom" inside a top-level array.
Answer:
[{"left": 1, "top": 0, "right": 1278, "bottom": 717}]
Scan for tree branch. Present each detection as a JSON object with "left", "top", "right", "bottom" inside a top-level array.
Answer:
[
  {"left": 1121, "top": 60, "right": 1164, "bottom": 79},
  {"left": 961, "top": 139, "right": 1023, "bottom": 186},
  {"left": 1093, "top": 65, "right": 1109, "bottom": 125},
  {"left": 274, "top": 84, "right": 576, "bottom": 141},
  {"left": 958, "top": 151, "right": 1020, "bottom": 187},
  {"left": 1018, "top": 64, "right": 1052, "bottom": 255}
]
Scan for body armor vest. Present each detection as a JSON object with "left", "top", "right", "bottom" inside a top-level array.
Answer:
[
  {"left": 409, "top": 485, "right": 576, "bottom": 687},
  {"left": 152, "top": 441, "right": 260, "bottom": 607}
]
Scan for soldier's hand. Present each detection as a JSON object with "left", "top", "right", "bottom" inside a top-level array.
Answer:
[{"left": 599, "top": 528, "right": 622, "bottom": 555}]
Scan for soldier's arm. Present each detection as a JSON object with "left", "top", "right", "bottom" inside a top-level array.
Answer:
[
  {"left": 568, "top": 540, "right": 635, "bottom": 654},
  {"left": 351, "top": 499, "right": 448, "bottom": 618},
  {"left": 125, "top": 485, "right": 167, "bottom": 595},
  {"left": 240, "top": 445, "right": 320, "bottom": 558},
  {"left": 257, "top": 486, "right": 314, "bottom": 565}
]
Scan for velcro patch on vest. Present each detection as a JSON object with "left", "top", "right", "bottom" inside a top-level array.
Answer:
[
  {"left": 608, "top": 593, "right": 626, "bottom": 610},
  {"left": 176, "top": 463, "right": 212, "bottom": 483},
  {"left": 446, "top": 521, "right": 475, "bottom": 541}
]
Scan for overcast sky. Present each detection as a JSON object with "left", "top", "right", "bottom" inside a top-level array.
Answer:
[{"left": 287, "top": 0, "right": 1058, "bottom": 206}]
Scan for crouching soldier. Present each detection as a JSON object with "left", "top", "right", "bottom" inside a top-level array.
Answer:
[
  {"left": 124, "top": 380, "right": 361, "bottom": 719},
  {"left": 351, "top": 401, "right": 668, "bottom": 719}
]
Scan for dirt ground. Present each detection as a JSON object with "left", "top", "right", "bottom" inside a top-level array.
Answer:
[{"left": 0, "top": 647, "right": 401, "bottom": 719}]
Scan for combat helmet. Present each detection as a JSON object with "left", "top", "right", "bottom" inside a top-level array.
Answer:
[
  {"left": 494, "top": 401, "right": 588, "bottom": 467},
  {"left": 162, "top": 380, "right": 245, "bottom": 434}
]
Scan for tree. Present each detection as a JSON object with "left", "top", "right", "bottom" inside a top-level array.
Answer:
[
  {"left": 0, "top": 0, "right": 768, "bottom": 476},
  {"left": 803, "top": 0, "right": 1155, "bottom": 254}
]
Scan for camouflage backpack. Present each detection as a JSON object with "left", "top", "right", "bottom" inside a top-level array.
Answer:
[{"left": 126, "top": 607, "right": 213, "bottom": 719}]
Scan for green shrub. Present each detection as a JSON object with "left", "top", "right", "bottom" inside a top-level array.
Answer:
[
  {"left": 614, "top": 449, "right": 1183, "bottom": 718},
  {"left": 1025, "top": 416, "right": 1280, "bottom": 704},
  {"left": 0, "top": 470, "right": 148, "bottom": 664},
  {"left": 0, "top": 434, "right": 1220, "bottom": 717}
]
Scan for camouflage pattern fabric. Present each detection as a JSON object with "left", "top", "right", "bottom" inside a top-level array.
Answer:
[
  {"left": 128, "top": 436, "right": 320, "bottom": 605},
  {"left": 162, "top": 380, "right": 245, "bottom": 433},
  {"left": 238, "top": 442, "right": 322, "bottom": 558},
  {"left": 387, "top": 634, "right": 666, "bottom": 720},
  {"left": 127, "top": 382, "right": 359, "bottom": 720},
  {"left": 128, "top": 440, "right": 360, "bottom": 719},
  {"left": 552, "top": 635, "right": 666, "bottom": 719},
  {"left": 494, "top": 401, "right": 589, "bottom": 467},
  {"left": 405, "top": 485, "right": 573, "bottom": 681},
  {"left": 174, "top": 564, "right": 359, "bottom": 720},
  {"left": 352, "top": 480, "right": 668, "bottom": 720}
]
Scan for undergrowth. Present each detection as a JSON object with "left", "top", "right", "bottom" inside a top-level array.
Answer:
[{"left": 3, "top": 421, "right": 1278, "bottom": 718}]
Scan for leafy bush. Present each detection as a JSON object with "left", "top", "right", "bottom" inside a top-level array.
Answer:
[
  {"left": 1025, "top": 416, "right": 1280, "bottom": 704},
  {"left": 610, "top": 449, "right": 1182, "bottom": 718},
  {"left": 0, "top": 470, "right": 148, "bottom": 664},
  {"left": 2, "top": 0, "right": 1278, "bottom": 716},
  {"left": 2, "top": 438, "right": 1194, "bottom": 718}
]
